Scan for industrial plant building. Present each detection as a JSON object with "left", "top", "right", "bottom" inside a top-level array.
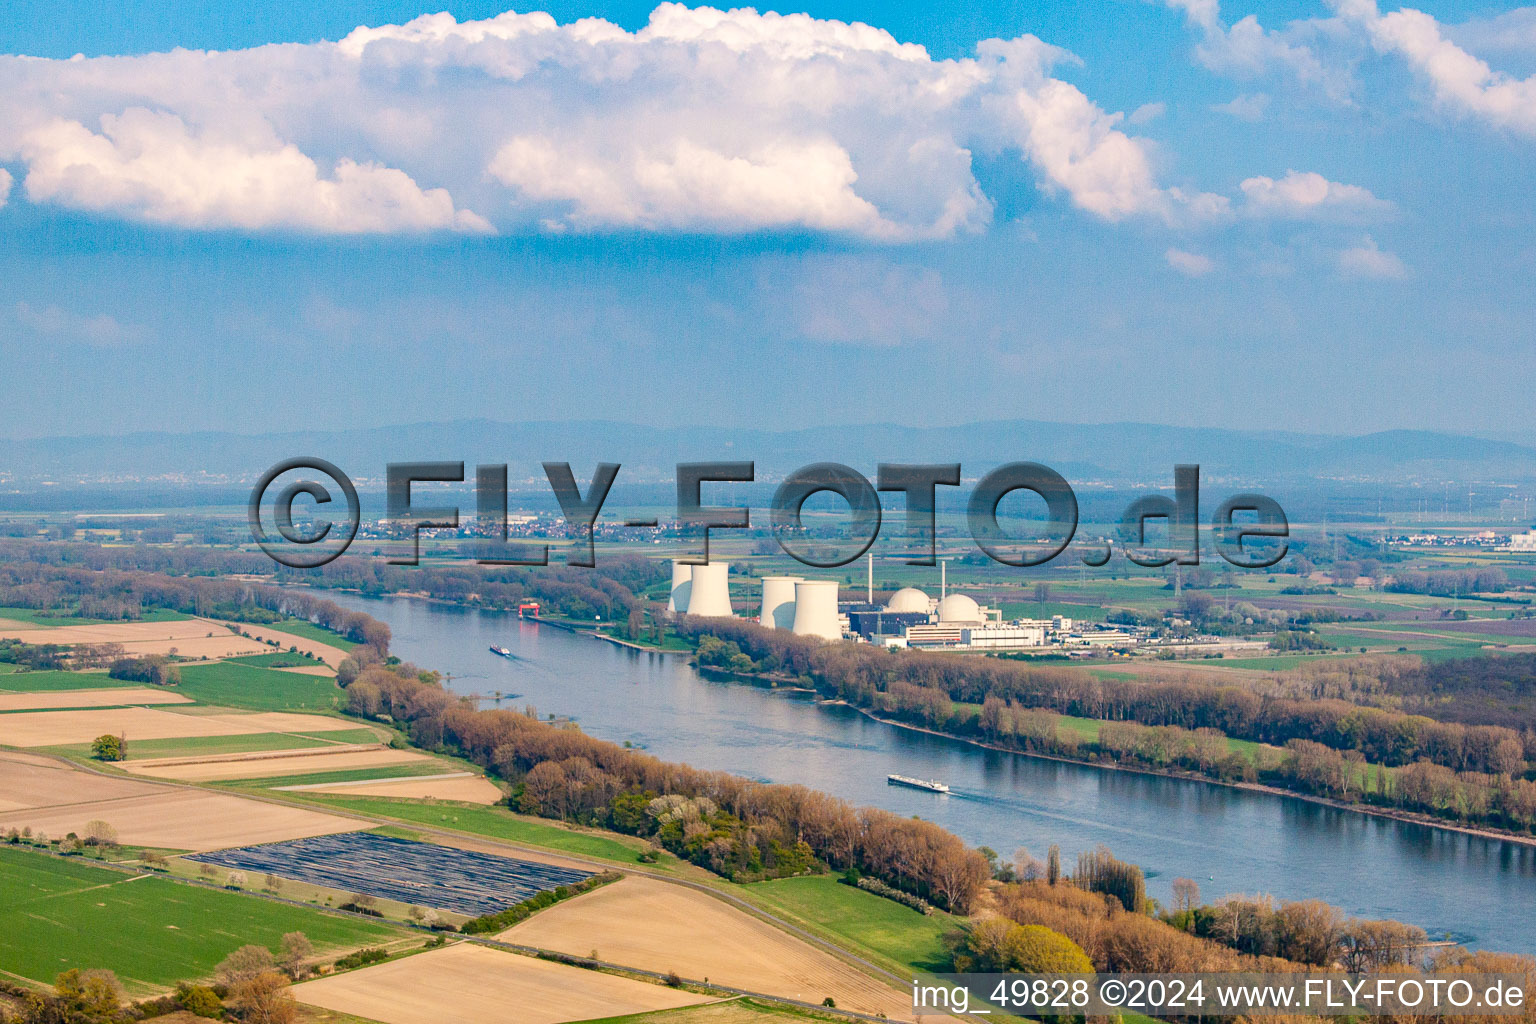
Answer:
[{"left": 671, "top": 559, "right": 1140, "bottom": 654}]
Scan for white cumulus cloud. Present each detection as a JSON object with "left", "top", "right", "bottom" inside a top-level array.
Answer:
[
  {"left": 1164, "top": 0, "right": 1536, "bottom": 138},
  {"left": 1212, "top": 92, "right": 1270, "bottom": 120},
  {"left": 1336, "top": 0, "right": 1536, "bottom": 136},
  {"left": 488, "top": 136, "right": 903, "bottom": 237},
  {"left": 1165, "top": 248, "right": 1215, "bottom": 275},
  {"left": 18, "top": 111, "right": 492, "bottom": 234},
  {"left": 1240, "top": 169, "right": 1392, "bottom": 217},
  {"left": 1162, "top": 0, "right": 1353, "bottom": 101},
  {"left": 0, "top": 168, "right": 11, "bottom": 209},
  {"left": 0, "top": 3, "right": 1253, "bottom": 238},
  {"left": 14, "top": 301, "right": 142, "bottom": 346},
  {"left": 1337, "top": 235, "right": 1408, "bottom": 278}
]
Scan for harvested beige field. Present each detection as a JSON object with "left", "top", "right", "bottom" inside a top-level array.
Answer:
[
  {"left": 222, "top": 621, "right": 350, "bottom": 668},
  {"left": 293, "top": 943, "right": 706, "bottom": 1024},
  {"left": 290, "top": 773, "right": 503, "bottom": 803},
  {"left": 0, "top": 788, "right": 361, "bottom": 851},
  {"left": 504, "top": 876, "right": 919, "bottom": 1020},
  {"left": 0, "top": 750, "right": 361, "bottom": 850},
  {"left": 0, "top": 619, "right": 269, "bottom": 660},
  {"left": 196, "top": 711, "right": 363, "bottom": 734},
  {"left": 0, "top": 618, "right": 34, "bottom": 631},
  {"left": 0, "top": 751, "right": 163, "bottom": 812},
  {"left": 0, "top": 707, "right": 363, "bottom": 746},
  {"left": 0, "top": 688, "right": 193, "bottom": 711},
  {"left": 127, "top": 636, "right": 273, "bottom": 659},
  {"left": 125, "top": 747, "right": 440, "bottom": 782}
]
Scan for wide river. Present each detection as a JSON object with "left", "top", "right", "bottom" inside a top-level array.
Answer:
[{"left": 331, "top": 594, "right": 1536, "bottom": 953}]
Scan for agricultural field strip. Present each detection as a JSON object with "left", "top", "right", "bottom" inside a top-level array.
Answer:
[
  {"left": 505, "top": 876, "right": 921, "bottom": 1021},
  {"left": 0, "top": 688, "right": 193, "bottom": 711},
  {"left": 189, "top": 832, "right": 593, "bottom": 917},
  {"left": 220, "top": 621, "right": 350, "bottom": 667},
  {"left": 464, "top": 931, "right": 950, "bottom": 1024},
  {"left": 128, "top": 742, "right": 386, "bottom": 767},
  {"left": 275, "top": 771, "right": 476, "bottom": 791},
  {"left": 0, "top": 706, "right": 367, "bottom": 746},
  {"left": 0, "top": 751, "right": 366, "bottom": 851},
  {"left": 289, "top": 777, "right": 505, "bottom": 804},
  {"left": 290, "top": 941, "right": 708, "bottom": 1024}
]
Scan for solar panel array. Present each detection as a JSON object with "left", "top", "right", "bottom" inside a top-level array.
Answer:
[{"left": 190, "top": 832, "right": 593, "bottom": 917}]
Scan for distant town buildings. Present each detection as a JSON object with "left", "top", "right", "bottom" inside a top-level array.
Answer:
[{"left": 1387, "top": 527, "right": 1536, "bottom": 551}]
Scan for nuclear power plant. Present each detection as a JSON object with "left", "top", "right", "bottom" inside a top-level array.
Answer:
[
  {"left": 669, "top": 557, "right": 1144, "bottom": 653},
  {"left": 669, "top": 554, "right": 1128, "bottom": 652},
  {"left": 684, "top": 561, "right": 734, "bottom": 617},
  {"left": 790, "top": 579, "right": 842, "bottom": 640},
  {"left": 758, "top": 576, "right": 801, "bottom": 629}
]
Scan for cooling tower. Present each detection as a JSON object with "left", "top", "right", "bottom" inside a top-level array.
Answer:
[
  {"left": 759, "top": 576, "right": 802, "bottom": 630},
  {"left": 667, "top": 561, "right": 693, "bottom": 613},
  {"left": 791, "top": 579, "right": 842, "bottom": 640},
  {"left": 686, "top": 561, "right": 734, "bottom": 617}
]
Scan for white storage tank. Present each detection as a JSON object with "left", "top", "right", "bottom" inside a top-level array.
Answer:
[
  {"left": 686, "top": 561, "right": 734, "bottom": 617},
  {"left": 667, "top": 561, "right": 693, "bottom": 613},
  {"left": 759, "top": 576, "right": 802, "bottom": 630},
  {"left": 791, "top": 579, "right": 842, "bottom": 640}
]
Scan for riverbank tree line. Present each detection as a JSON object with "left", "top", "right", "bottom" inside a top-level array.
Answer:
[{"left": 674, "top": 616, "right": 1534, "bottom": 771}]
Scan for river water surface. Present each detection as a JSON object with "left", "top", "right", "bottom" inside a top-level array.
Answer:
[{"left": 330, "top": 593, "right": 1536, "bottom": 953}]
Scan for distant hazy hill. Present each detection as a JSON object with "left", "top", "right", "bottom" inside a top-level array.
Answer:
[{"left": 2, "top": 419, "right": 1533, "bottom": 488}]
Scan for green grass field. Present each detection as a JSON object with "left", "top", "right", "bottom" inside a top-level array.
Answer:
[
  {"left": 44, "top": 729, "right": 382, "bottom": 761},
  {"left": 256, "top": 619, "right": 359, "bottom": 650},
  {"left": 175, "top": 661, "right": 344, "bottom": 712},
  {"left": 229, "top": 652, "right": 332, "bottom": 669},
  {"left": 0, "top": 846, "right": 403, "bottom": 994},
  {"left": 0, "top": 670, "right": 137, "bottom": 692},
  {"left": 741, "top": 875, "right": 955, "bottom": 975},
  {"left": 223, "top": 763, "right": 453, "bottom": 790},
  {"left": 0, "top": 607, "right": 190, "bottom": 627},
  {"left": 1214, "top": 654, "right": 1354, "bottom": 670}
]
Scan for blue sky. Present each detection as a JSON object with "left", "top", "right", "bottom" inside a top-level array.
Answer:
[{"left": 0, "top": 0, "right": 1532, "bottom": 439}]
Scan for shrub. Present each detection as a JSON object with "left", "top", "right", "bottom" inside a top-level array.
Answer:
[
  {"left": 333, "top": 948, "right": 390, "bottom": 971},
  {"left": 856, "top": 876, "right": 934, "bottom": 915},
  {"left": 177, "top": 983, "right": 223, "bottom": 1018}
]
